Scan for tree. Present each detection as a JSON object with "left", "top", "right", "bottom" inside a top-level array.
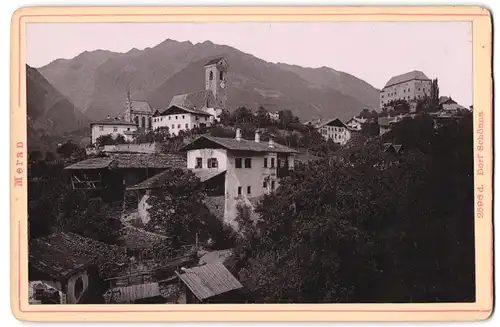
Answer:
[
  {"left": 135, "top": 126, "right": 171, "bottom": 144},
  {"left": 237, "top": 116, "right": 475, "bottom": 303},
  {"left": 57, "top": 140, "right": 79, "bottom": 158},
  {"left": 233, "top": 106, "right": 255, "bottom": 125},
  {"left": 95, "top": 134, "right": 128, "bottom": 147},
  {"left": 255, "top": 106, "right": 270, "bottom": 127},
  {"left": 29, "top": 150, "right": 43, "bottom": 163}
]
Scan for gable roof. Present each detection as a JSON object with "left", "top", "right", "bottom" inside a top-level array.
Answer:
[
  {"left": 64, "top": 157, "right": 117, "bottom": 170},
  {"left": 439, "top": 96, "right": 457, "bottom": 104},
  {"left": 90, "top": 120, "right": 137, "bottom": 126},
  {"left": 29, "top": 233, "right": 100, "bottom": 280},
  {"left": 106, "top": 153, "right": 187, "bottom": 169},
  {"left": 177, "top": 263, "right": 242, "bottom": 301},
  {"left": 168, "top": 89, "right": 218, "bottom": 112},
  {"left": 161, "top": 104, "right": 212, "bottom": 117},
  {"left": 180, "top": 135, "right": 298, "bottom": 154},
  {"left": 318, "top": 118, "right": 348, "bottom": 128},
  {"left": 204, "top": 57, "right": 227, "bottom": 66},
  {"left": 384, "top": 70, "right": 430, "bottom": 88},
  {"left": 129, "top": 100, "right": 154, "bottom": 113}
]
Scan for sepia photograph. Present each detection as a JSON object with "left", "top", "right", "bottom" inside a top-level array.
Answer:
[{"left": 21, "top": 15, "right": 483, "bottom": 309}]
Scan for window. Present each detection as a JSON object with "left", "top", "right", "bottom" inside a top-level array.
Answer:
[
  {"left": 195, "top": 116, "right": 199, "bottom": 121},
  {"left": 205, "top": 117, "right": 208, "bottom": 121},
  {"left": 175, "top": 116, "right": 178, "bottom": 120},
  {"left": 161, "top": 117, "right": 164, "bottom": 121},
  {"left": 263, "top": 180, "right": 267, "bottom": 188},
  {"left": 178, "top": 124, "right": 181, "bottom": 129},
  {"left": 113, "top": 126, "right": 118, "bottom": 132},
  {"left": 244, "top": 158, "right": 252, "bottom": 168},
  {"left": 195, "top": 157, "right": 202, "bottom": 168},
  {"left": 220, "top": 71, "right": 224, "bottom": 80},
  {"left": 271, "top": 181, "right": 275, "bottom": 190},
  {"left": 247, "top": 186, "right": 252, "bottom": 194},
  {"left": 264, "top": 157, "right": 268, "bottom": 168},
  {"left": 185, "top": 123, "right": 188, "bottom": 128},
  {"left": 168, "top": 116, "right": 171, "bottom": 120},
  {"left": 209, "top": 71, "right": 214, "bottom": 80},
  {"left": 182, "top": 115, "right": 185, "bottom": 119},
  {"left": 127, "top": 128, "right": 130, "bottom": 131},
  {"left": 142, "top": 116, "right": 146, "bottom": 128},
  {"left": 237, "top": 186, "right": 242, "bottom": 195},
  {"left": 271, "top": 158, "right": 275, "bottom": 168},
  {"left": 171, "top": 124, "right": 175, "bottom": 129},
  {"left": 277, "top": 159, "right": 281, "bottom": 168},
  {"left": 235, "top": 158, "right": 242, "bottom": 168},
  {"left": 207, "top": 158, "right": 218, "bottom": 168},
  {"left": 99, "top": 126, "right": 104, "bottom": 131}
]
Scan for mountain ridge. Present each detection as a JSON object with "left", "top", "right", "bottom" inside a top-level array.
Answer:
[{"left": 38, "top": 38, "right": 380, "bottom": 122}]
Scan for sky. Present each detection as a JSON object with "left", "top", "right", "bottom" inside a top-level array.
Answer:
[{"left": 26, "top": 22, "right": 473, "bottom": 107}]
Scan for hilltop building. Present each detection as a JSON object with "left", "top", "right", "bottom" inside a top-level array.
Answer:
[
  {"left": 153, "top": 57, "right": 229, "bottom": 135},
  {"left": 439, "top": 96, "right": 467, "bottom": 113},
  {"left": 317, "top": 118, "right": 352, "bottom": 145},
  {"left": 380, "top": 71, "right": 432, "bottom": 109}
]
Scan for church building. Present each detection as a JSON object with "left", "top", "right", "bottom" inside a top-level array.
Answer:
[
  {"left": 152, "top": 57, "right": 229, "bottom": 135},
  {"left": 124, "top": 90, "right": 154, "bottom": 130}
]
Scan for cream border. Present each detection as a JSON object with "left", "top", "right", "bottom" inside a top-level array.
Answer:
[{"left": 10, "top": 6, "right": 493, "bottom": 322}]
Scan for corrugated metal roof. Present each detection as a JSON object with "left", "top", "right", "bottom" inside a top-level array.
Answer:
[
  {"left": 180, "top": 136, "right": 298, "bottom": 154},
  {"left": 107, "top": 282, "right": 161, "bottom": 303},
  {"left": 177, "top": 263, "right": 242, "bottom": 301},
  {"left": 384, "top": 70, "right": 430, "bottom": 88}
]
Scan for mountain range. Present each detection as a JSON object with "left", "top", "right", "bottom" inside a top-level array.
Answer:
[{"left": 36, "top": 39, "right": 380, "bottom": 127}]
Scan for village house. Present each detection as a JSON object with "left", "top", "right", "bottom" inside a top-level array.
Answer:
[
  {"left": 63, "top": 152, "right": 186, "bottom": 201},
  {"left": 28, "top": 232, "right": 110, "bottom": 304},
  {"left": 179, "top": 129, "right": 297, "bottom": 227},
  {"left": 439, "top": 96, "right": 467, "bottom": 113},
  {"left": 152, "top": 57, "right": 228, "bottom": 135},
  {"left": 90, "top": 117, "right": 138, "bottom": 145},
  {"left": 317, "top": 118, "right": 352, "bottom": 145},
  {"left": 268, "top": 111, "right": 280, "bottom": 121},
  {"left": 124, "top": 91, "right": 155, "bottom": 130},
  {"left": 345, "top": 116, "right": 368, "bottom": 131},
  {"left": 380, "top": 70, "right": 432, "bottom": 109}
]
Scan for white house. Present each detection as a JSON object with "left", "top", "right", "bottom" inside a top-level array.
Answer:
[
  {"left": 180, "top": 128, "right": 297, "bottom": 228},
  {"left": 345, "top": 116, "right": 367, "bottom": 131},
  {"left": 90, "top": 118, "right": 138, "bottom": 144},
  {"left": 317, "top": 118, "right": 352, "bottom": 145},
  {"left": 439, "top": 96, "right": 467, "bottom": 113},
  {"left": 152, "top": 104, "right": 214, "bottom": 135},
  {"left": 380, "top": 70, "right": 432, "bottom": 109}
]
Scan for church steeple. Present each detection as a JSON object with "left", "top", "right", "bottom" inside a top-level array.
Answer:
[{"left": 204, "top": 57, "right": 229, "bottom": 109}]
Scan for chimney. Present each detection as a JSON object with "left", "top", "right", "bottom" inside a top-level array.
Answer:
[
  {"left": 268, "top": 135, "right": 275, "bottom": 148},
  {"left": 235, "top": 128, "right": 242, "bottom": 141},
  {"left": 254, "top": 129, "right": 260, "bottom": 143}
]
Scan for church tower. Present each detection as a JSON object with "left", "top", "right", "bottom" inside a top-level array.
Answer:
[{"left": 204, "top": 57, "right": 229, "bottom": 109}]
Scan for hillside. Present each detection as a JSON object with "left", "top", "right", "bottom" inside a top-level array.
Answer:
[
  {"left": 26, "top": 65, "right": 88, "bottom": 139},
  {"left": 39, "top": 39, "right": 380, "bottom": 121}
]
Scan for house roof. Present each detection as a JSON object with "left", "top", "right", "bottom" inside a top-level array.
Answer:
[
  {"left": 106, "top": 153, "right": 186, "bottom": 169},
  {"left": 439, "top": 96, "right": 457, "bottom": 104},
  {"left": 127, "top": 168, "right": 225, "bottom": 190},
  {"left": 64, "top": 157, "right": 117, "bottom": 170},
  {"left": 192, "top": 169, "right": 227, "bottom": 183},
  {"left": 179, "top": 136, "right": 298, "bottom": 154},
  {"left": 177, "top": 263, "right": 243, "bottom": 301},
  {"left": 106, "top": 283, "right": 161, "bottom": 303},
  {"left": 161, "top": 104, "right": 212, "bottom": 117},
  {"left": 317, "top": 118, "right": 348, "bottom": 129},
  {"left": 383, "top": 143, "right": 403, "bottom": 154},
  {"left": 29, "top": 233, "right": 100, "bottom": 280},
  {"left": 129, "top": 100, "right": 154, "bottom": 113},
  {"left": 119, "top": 225, "right": 168, "bottom": 250},
  {"left": 384, "top": 70, "right": 430, "bottom": 88},
  {"left": 168, "top": 89, "right": 217, "bottom": 112},
  {"left": 90, "top": 119, "right": 137, "bottom": 126},
  {"left": 204, "top": 57, "right": 226, "bottom": 66}
]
